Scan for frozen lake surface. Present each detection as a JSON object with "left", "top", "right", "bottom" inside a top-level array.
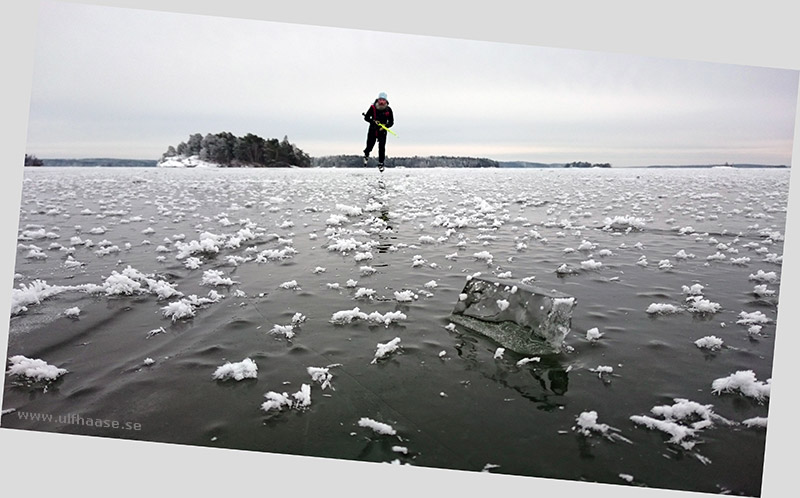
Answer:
[{"left": 3, "top": 166, "right": 787, "bottom": 495}]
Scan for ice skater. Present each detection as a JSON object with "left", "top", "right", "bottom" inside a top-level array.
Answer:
[{"left": 362, "top": 92, "right": 394, "bottom": 173}]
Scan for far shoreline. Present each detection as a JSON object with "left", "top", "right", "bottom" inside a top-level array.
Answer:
[{"left": 24, "top": 156, "right": 791, "bottom": 169}]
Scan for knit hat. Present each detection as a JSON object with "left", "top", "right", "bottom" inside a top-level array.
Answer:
[{"left": 378, "top": 92, "right": 388, "bottom": 100}]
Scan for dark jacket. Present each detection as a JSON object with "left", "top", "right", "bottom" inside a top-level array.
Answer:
[{"left": 364, "top": 100, "right": 394, "bottom": 132}]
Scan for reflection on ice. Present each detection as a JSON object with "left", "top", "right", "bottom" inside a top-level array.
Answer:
[{"left": 451, "top": 276, "right": 577, "bottom": 354}]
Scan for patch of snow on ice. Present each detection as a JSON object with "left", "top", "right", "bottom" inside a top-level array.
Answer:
[
  {"left": 742, "top": 417, "right": 767, "bottom": 428},
  {"left": 711, "top": 370, "right": 770, "bottom": 401},
  {"left": 753, "top": 284, "right": 775, "bottom": 297},
  {"left": 212, "top": 358, "right": 258, "bottom": 381},
  {"left": 161, "top": 300, "right": 196, "bottom": 321},
  {"left": 367, "top": 310, "right": 407, "bottom": 327},
  {"left": 6, "top": 355, "right": 68, "bottom": 381},
  {"left": 371, "top": 337, "right": 402, "bottom": 364},
  {"left": 694, "top": 336, "right": 723, "bottom": 351},
  {"left": 63, "top": 306, "right": 81, "bottom": 318},
  {"left": 358, "top": 417, "right": 397, "bottom": 435},
  {"left": 330, "top": 307, "right": 368, "bottom": 324},
  {"left": 279, "top": 280, "right": 300, "bottom": 290},
  {"left": 473, "top": 251, "right": 494, "bottom": 264},
  {"left": 261, "top": 384, "right": 313, "bottom": 413},
  {"left": 736, "top": 310, "right": 770, "bottom": 325},
  {"left": 646, "top": 303, "right": 681, "bottom": 315},
  {"left": 749, "top": 270, "right": 778, "bottom": 283},
  {"left": 586, "top": 327, "right": 603, "bottom": 341},
  {"left": 516, "top": 357, "right": 540, "bottom": 367},
  {"left": 394, "top": 290, "right": 416, "bottom": 302},
  {"left": 270, "top": 324, "right": 296, "bottom": 339},
  {"left": 307, "top": 366, "right": 334, "bottom": 390},
  {"left": 580, "top": 259, "right": 603, "bottom": 270},
  {"left": 687, "top": 297, "right": 720, "bottom": 314},
  {"left": 11, "top": 280, "right": 70, "bottom": 315}
]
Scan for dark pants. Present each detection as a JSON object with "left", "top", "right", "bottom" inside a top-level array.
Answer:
[{"left": 364, "top": 128, "right": 387, "bottom": 164}]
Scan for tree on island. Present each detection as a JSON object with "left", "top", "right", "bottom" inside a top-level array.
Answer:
[
  {"left": 163, "top": 132, "right": 311, "bottom": 167},
  {"left": 24, "top": 154, "right": 43, "bottom": 166}
]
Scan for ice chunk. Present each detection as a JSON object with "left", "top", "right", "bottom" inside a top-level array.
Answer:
[{"left": 451, "top": 276, "right": 576, "bottom": 354}]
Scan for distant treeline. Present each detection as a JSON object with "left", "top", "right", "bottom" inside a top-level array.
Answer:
[
  {"left": 313, "top": 156, "right": 618, "bottom": 168},
  {"left": 645, "top": 163, "right": 788, "bottom": 169},
  {"left": 162, "top": 132, "right": 311, "bottom": 168},
  {"left": 564, "top": 161, "right": 612, "bottom": 168},
  {"left": 313, "top": 155, "right": 500, "bottom": 168},
  {"left": 34, "top": 158, "right": 158, "bottom": 167},
  {"left": 499, "top": 161, "right": 565, "bottom": 168},
  {"left": 24, "top": 154, "right": 43, "bottom": 166}
]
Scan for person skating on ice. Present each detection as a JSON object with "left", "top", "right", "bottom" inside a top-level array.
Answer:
[{"left": 362, "top": 92, "right": 394, "bottom": 172}]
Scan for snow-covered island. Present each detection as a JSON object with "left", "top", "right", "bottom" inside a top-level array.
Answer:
[
  {"left": 157, "top": 132, "right": 311, "bottom": 168},
  {"left": 157, "top": 155, "right": 228, "bottom": 168}
]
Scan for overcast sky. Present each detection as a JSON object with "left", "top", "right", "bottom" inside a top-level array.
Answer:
[{"left": 25, "top": 1, "right": 799, "bottom": 166}]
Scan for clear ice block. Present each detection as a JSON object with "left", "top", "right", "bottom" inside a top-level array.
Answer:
[{"left": 450, "top": 276, "right": 576, "bottom": 354}]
